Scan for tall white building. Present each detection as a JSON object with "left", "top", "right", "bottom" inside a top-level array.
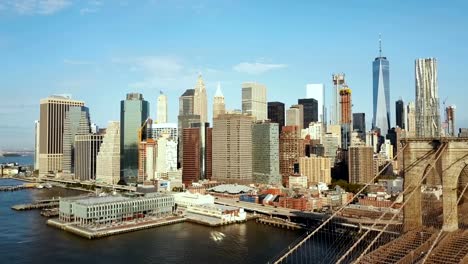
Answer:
[
  {"left": 415, "top": 58, "right": 440, "bottom": 137},
  {"left": 306, "top": 84, "right": 326, "bottom": 123},
  {"left": 96, "top": 121, "right": 120, "bottom": 185},
  {"left": 331, "top": 74, "right": 345, "bottom": 125},
  {"left": 150, "top": 123, "right": 178, "bottom": 142},
  {"left": 213, "top": 83, "right": 226, "bottom": 119},
  {"left": 156, "top": 135, "right": 178, "bottom": 178},
  {"left": 34, "top": 120, "right": 40, "bottom": 171},
  {"left": 242, "top": 82, "right": 267, "bottom": 120},
  {"left": 286, "top": 104, "right": 304, "bottom": 130},
  {"left": 157, "top": 92, "right": 168, "bottom": 123},
  {"left": 193, "top": 75, "right": 208, "bottom": 123}
]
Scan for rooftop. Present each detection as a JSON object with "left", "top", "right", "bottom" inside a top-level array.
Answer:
[{"left": 208, "top": 184, "right": 254, "bottom": 194}]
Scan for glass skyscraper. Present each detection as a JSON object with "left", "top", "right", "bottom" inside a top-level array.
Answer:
[
  {"left": 372, "top": 37, "right": 390, "bottom": 136},
  {"left": 120, "top": 93, "right": 149, "bottom": 184}
]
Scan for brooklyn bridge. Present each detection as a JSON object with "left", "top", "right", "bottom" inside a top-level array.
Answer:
[{"left": 270, "top": 137, "right": 468, "bottom": 264}]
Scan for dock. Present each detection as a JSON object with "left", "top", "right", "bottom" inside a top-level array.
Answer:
[
  {"left": 12, "top": 198, "right": 59, "bottom": 211},
  {"left": 256, "top": 217, "right": 305, "bottom": 230},
  {"left": 0, "top": 183, "right": 37, "bottom": 192},
  {"left": 47, "top": 216, "right": 186, "bottom": 239},
  {"left": 41, "top": 208, "right": 59, "bottom": 217}
]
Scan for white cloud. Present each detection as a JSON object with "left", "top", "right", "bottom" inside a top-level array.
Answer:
[
  {"left": 10, "top": 0, "right": 72, "bottom": 15},
  {"left": 233, "top": 62, "right": 287, "bottom": 75}
]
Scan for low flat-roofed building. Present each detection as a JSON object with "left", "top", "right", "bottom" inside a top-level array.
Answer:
[
  {"left": 187, "top": 204, "right": 246, "bottom": 222},
  {"left": 173, "top": 191, "right": 215, "bottom": 207}
]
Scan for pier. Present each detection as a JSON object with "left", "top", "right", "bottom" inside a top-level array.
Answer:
[
  {"left": 256, "top": 217, "right": 305, "bottom": 230},
  {"left": 12, "top": 198, "right": 59, "bottom": 211},
  {"left": 0, "top": 183, "right": 36, "bottom": 192}
]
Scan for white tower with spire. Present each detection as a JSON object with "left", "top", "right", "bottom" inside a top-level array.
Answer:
[
  {"left": 157, "top": 91, "right": 168, "bottom": 123},
  {"left": 213, "top": 82, "right": 226, "bottom": 119},
  {"left": 194, "top": 75, "right": 208, "bottom": 123}
]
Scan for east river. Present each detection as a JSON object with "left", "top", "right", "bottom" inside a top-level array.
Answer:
[{"left": 0, "top": 179, "right": 304, "bottom": 264}]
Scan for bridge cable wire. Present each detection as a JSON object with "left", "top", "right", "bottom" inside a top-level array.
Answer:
[{"left": 272, "top": 143, "right": 409, "bottom": 264}]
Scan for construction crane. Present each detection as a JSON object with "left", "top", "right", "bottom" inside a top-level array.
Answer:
[{"left": 138, "top": 118, "right": 153, "bottom": 143}]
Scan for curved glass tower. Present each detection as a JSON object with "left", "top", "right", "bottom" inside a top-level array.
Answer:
[{"left": 372, "top": 36, "right": 390, "bottom": 136}]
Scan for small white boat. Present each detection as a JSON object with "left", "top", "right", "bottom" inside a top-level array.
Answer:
[{"left": 36, "top": 184, "right": 44, "bottom": 189}]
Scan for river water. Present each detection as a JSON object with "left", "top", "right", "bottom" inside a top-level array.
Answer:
[{"left": 0, "top": 179, "right": 304, "bottom": 264}]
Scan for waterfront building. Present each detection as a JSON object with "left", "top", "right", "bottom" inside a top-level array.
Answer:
[
  {"left": 406, "top": 101, "right": 416, "bottom": 137},
  {"left": 279, "top": 126, "right": 304, "bottom": 185},
  {"left": 331, "top": 74, "right": 346, "bottom": 125},
  {"left": 348, "top": 145, "right": 374, "bottom": 184},
  {"left": 173, "top": 191, "right": 215, "bottom": 207},
  {"left": 298, "top": 98, "right": 318, "bottom": 129},
  {"left": 74, "top": 134, "right": 103, "bottom": 181},
  {"left": 62, "top": 106, "right": 91, "bottom": 175},
  {"left": 58, "top": 193, "right": 174, "bottom": 226},
  {"left": 186, "top": 204, "right": 247, "bottom": 223},
  {"left": 212, "top": 113, "right": 253, "bottom": 183},
  {"left": 286, "top": 104, "right": 304, "bottom": 130},
  {"left": 415, "top": 58, "right": 440, "bottom": 137},
  {"left": 149, "top": 123, "right": 178, "bottom": 142},
  {"left": 38, "top": 95, "right": 85, "bottom": 176},
  {"left": 193, "top": 75, "right": 208, "bottom": 124},
  {"left": 242, "top": 82, "right": 267, "bottom": 120},
  {"left": 34, "top": 120, "right": 40, "bottom": 171},
  {"left": 306, "top": 83, "right": 326, "bottom": 123},
  {"left": 213, "top": 83, "right": 226, "bottom": 119},
  {"left": 372, "top": 37, "right": 391, "bottom": 137},
  {"left": 96, "top": 121, "right": 120, "bottom": 185},
  {"left": 252, "top": 121, "right": 281, "bottom": 185},
  {"left": 267, "top": 101, "right": 285, "bottom": 133},
  {"left": 120, "top": 93, "right": 150, "bottom": 184},
  {"left": 395, "top": 99, "right": 405, "bottom": 129},
  {"left": 157, "top": 91, "right": 168, "bottom": 124},
  {"left": 353, "top": 113, "right": 366, "bottom": 133},
  {"left": 298, "top": 156, "right": 332, "bottom": 185},
  {"left": 138, "top": 139, "right": 157, "bottom": 182},
  {"left": 182, "top": 124, "right": 212, "bottom": 185}
]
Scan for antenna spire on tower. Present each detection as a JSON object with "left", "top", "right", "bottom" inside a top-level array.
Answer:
[{"left": 379, "top": 33, "right": 382, "bottom": 57}]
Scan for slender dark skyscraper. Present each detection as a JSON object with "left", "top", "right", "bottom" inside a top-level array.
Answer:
[
  {"left": 395, "top": 99, "right": 405, "bottom": 129},
  {"left": 372, "top": 35, "right": 390, "bottom": 136},
  {"left": 298, "top": 98, "right": 318, "bottom": 128},
  {"left": 268, "top": 102, "right": 285, "bottom": 132},
  {"left": 353, "top": 113, "right": 366, "bottom": 133}
]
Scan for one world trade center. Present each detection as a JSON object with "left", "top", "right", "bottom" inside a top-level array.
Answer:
[{"left": 372, "top": 35, "right": 390, "bottom": 136}]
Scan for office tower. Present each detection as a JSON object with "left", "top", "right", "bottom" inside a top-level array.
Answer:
[
  {"left": 193, "top": 75, "right": 208, "bottom": 123},
  {"left": 178, "top": 89, "right": 200, "bottom": 166},
  {"left": 286, "top": 104, "right": 304, "bottom": 130},
  {"left": 327, "top": 124, "right": 342, "bottom": 149},
  {"left": 182, "top": 124, "right": 212, "bottom": 185},
  {"left": 306, "top": 83, "right": 326, "bottom": 123},
  {"left": 120, "top": 93, "right": 150, "bottom": 184},
  {"left": 212, "top": 113, "right": 253, "bottom": 183},
  {"left": 137, "top": 139, "right": 156, "bottom": 182},
  {"left": 348, "top": 145, "right": 374, "bottom": 184},
  {"left": 406, "top": 101, "right": 416, "bottom": 137},
  {"left": 445, "top": 105, "right": 456, "bottom": 137},
  {"left": 38, "top": 95, "right": 85, "bottom": 176},
  {"left": 323, "top": 132, "right": 340, "bottom": 164},
  {"left": 353, "top": 113, "right": 366, "bottom": 132},
  {"left": 268, "top": 102, "right": 285, "bottom": 133},
  {"left": 340, "top": 86, "right": 352, "bottom": 150},
  {"left": 372, "top": 36, "right": 391, "bottom": 137},
  {"left": 415, "top": 58, "right": 440, "bottom": 137},
  {"left": 156, "top": 135, "right": 178, "bottom": 178},
  {"left": 34, "top": 120, "right": 40, "bottom": 171},
  {"left": 157, "top": 91, "right": 168, "bottom": 123},
  {"left": 298, "top": 98, "right": 318, "bottom": 128},
  {"left": 298, "top": 156, "right": 332, "bottom": 185},
  {"left": 62, "top": 106, "right": 91, "bottom": 174},
  {"left": 332, "top": 73, "right": 345, "bottom": 125},
  {"left": 150, "top": 123, "right": 178, "bottom": 142},
  {"left": 307, "top": 122, "right": 323, "bottom": 142},
  {"left": 395, "top": 99, "right": 405, "bottom": 129},
  {"left": 96, "top": 121, "right": 120, "bottom": 185},
  {"left": 242, "top": 82, "right": 267, "bottom": 120},
  {"left": 74, "top": 134, "right": 103, "bottom": 181},
  {"left": 252, "top": 121, "right": 281, "bottom": 185},
  {"left": 213, "top": 83, "right": 226, "bottom": 119},
  {"left": 279, "top": 126, "right": 304, "bottom": 185}
]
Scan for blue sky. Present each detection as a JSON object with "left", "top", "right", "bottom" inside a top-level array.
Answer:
[{"left": 1, "top": 0, "right": 467, "bottom": 150}]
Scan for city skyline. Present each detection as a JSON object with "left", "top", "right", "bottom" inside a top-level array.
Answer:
[{"left": 1, "top": 0, "right": 468, "bottom": 149}]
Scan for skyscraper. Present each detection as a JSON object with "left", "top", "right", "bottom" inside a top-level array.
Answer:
[
  {"left": 415, "top": 58, "right": 440, "bottom": 137},
  {"left": 279, "top": 126, "right": 304, "bottom": 186},
  {"left": 120, "top": 93, "right": 150, "bottom": 184},
  {"left": 340, "top": 86, "right": 352, "bottom": 149},
  {"left": 298, "top": 98, "right": 318, "bottom": 128},
  {"left": 406, "top": 102, "right": 416, "bottom": 137},
  {"left": 182, "top": 125, "right": 212, "bottom": 185},
  {"left": 62, "top": 106, "right": 91, "bottom": 174},
  {"left": 34, "top": 120, "right": 40, "bottom": 171},
  {"left": 306, "top": 84, "right": 326, "bottom": 123},
  {"left": 286, "top": 104, "right": 304, "bottom": 130},
  {"left": 212, "top": 113, "right": 253, "bottom": 183},
  {"left": 353, "top": 113, "right": 366, "bottom": 133},
  {"left": 395, "top": 99, "right": 405, "bottom": 129},
  {"left": 137, "top": 139, "right": 157, "bottom": 183},
  {"left": 39, "top": 95, "right": 85, "bottom": 176},
  {"left": 178, "top": 89, "right": 200, "bottom": 167},
  {"left": 268, "top": 102, "right": 285, "bottom": 133},
  {"left": 74, "top": 134, "right": 103, "bottom": 181},
  {"left": 445, "top": 105, "right": 456, "bottom": 137},
  {"left": 332, "top": 74, "right": 345, "bottom": 125},
  {"left": 213, "top": 83, "right": 226, "bottom": 119},
  {"left": 242, "top": 82, "right": 267, "bottom": 120},
  {"left": 156, "top": 135, "right": 178, "bottom": 178},
  {"left": 372, "top": 36, "right": 391, "bottom": 136},
  {"left": 96, "top": 121, "right": 120, "bottom": 185},
  {"left": 252, "top": 121, "right": 281, "bottom": 185},
  {"left": 157, "top": 91, "right": 168, "bottom": 123},
  {"left": 193, "top": 75, "right": 208, "bottom": 123},
  {"left": 348, "top": 145, "right": 374, "bottom": 184}
]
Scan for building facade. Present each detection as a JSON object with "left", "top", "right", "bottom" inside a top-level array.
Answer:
[
  {"left": 149, "top": 123, "right": 178, "bottom": 142},
  {"left": 193, "top": 75, "right": 208, "bottom": 124},
  {"left": 298, "top": 98, "right": 318, "bottom": 129},
  {"left": 332, "top": 74, "right": 346, "bottom": 125},
  {"left": 406, "top": 101, "right": 416, "bottom": 137},
  {"left": 279, "top": 126, "right": 304, "bottom": 186},
  {"left": 372, "top": 39, "right": 391, "bottom": 137},
  {"left": 74, "top": 134, "right": 103, "bottom": 181},
  {"left": 62, "top": 106, "right": 91, "bottom": 174},
  {"left": 242, "top": 82, "right": 267, "bottom": 120},
  {"left": 298, "top": 156, "right": 332, "bottom": 184},
  {"left": 267, "top": 101, "right": 285, "bottom": 133},
  {"left": 252, "top": 121, "right": 281, "bottom": 185},
  {"left": 96, "top": 121, "right": 120, "bottom": 185},
  {"left": 348, "top": 145, "right": 374, "bottom": 184},
  {"left": 182, "top": 125, "right": 212, "bottom": 185},
  {"left": 415, "top": 58, "right": 440, "bottom": 137},
  {"left": 395, "top": 99, "right": 405, "bottom": 129},
  {"left": 353, "top": 113, "right": 366, "bottom": 133},
  {"left": 157, "top": 92, "right": 168, "bottom": 124},
  {"left": 306, "top": 83, "right": 326, "bottom": 123},
  {"left": 213, "top": 83, "right": 226, "bottom": 119},
  {"left": 286, "top": 104, "right": 304, "bottom": 130}
]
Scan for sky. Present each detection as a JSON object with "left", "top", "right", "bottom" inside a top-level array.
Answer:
[{"left": 1, "top": 0, "right": 467, "bottom": 150}]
